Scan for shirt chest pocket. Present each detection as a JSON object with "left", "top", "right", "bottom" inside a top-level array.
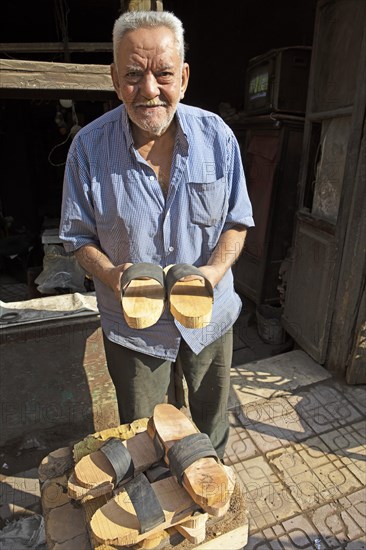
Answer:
[{"left": 187, "top": 178, "right": 227, "bottom": 227}]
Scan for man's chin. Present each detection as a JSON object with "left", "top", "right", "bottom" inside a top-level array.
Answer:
[{"left": 130, "top": 114, "right": 175, "bottom": 137}]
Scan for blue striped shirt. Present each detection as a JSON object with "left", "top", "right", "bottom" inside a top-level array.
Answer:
[{"left": 59, "top": 103, "right": 254, "bottom": 360}]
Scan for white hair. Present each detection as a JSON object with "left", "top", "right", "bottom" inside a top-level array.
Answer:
[{"left": 112, "top": 10, "right": 186, "bottom": 64}]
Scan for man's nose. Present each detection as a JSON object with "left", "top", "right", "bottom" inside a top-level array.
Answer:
[{"left": 140, "top": 73, "right": 159, "bottom": 98}]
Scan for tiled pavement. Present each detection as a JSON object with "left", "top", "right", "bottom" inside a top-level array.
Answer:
[
  {"left": 1, "top": 313, "right": 365, "bottom": 549},
  {"left": 226, "top": 320, "right": 366, "bottom": 550}
]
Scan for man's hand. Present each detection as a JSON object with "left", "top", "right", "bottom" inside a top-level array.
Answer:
[
  {"left": 196, "top": 265, "right": 223, "bottom": 289},
  {"left": 75, "top": 245, "right": 133, "bottom": 302},
  {"left": 105, "top": 263, "right": 133, "bottom": 301}
]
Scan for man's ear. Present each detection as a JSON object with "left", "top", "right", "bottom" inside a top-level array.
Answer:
[
  {"left": 110, "top": 63, "right": 122, "bottom": 100},
  {"left": 180, "top": 63, "right": 190, "bottom": 100}
]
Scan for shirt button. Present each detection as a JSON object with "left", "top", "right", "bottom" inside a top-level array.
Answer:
[
  {"left": 149, "top": 175, "right": 154, "bottom": 181},
  {"left": 168, "top": 246, "right": 174, "bottom": 252}
]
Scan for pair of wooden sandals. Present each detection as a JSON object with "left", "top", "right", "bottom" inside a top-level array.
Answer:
[
  {"left": 121, "top": 263, "right": 214, "bottom": 329},
  {"left": 69, "top": 404, "right": 234, "bottom": 547}
]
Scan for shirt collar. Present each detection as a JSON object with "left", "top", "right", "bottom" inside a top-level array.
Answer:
[
  {"left": 121, "top": 102, "right": 189, "bottom": 155},
  {"left": 175, "top": 105, "right": 189, "bottom": 155},
  {"left": 121, "top": 104, "right": 135, "bottom": 150}
]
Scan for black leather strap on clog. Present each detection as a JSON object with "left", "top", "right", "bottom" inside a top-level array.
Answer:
[
  {"left": 165, "top": 264, "right": 213, "bottom": 302},
  {"left": 167, "top": 433, "right": 218, "bottom": 485},
  {"left": 120, "top": 263, "right": 165, "bottom": 295},
  {"left": 124, "top": 473, "right": 166, "bottom": 534},
  {"left": 100, "top": 438, "right": 134, "bottom": 486}
]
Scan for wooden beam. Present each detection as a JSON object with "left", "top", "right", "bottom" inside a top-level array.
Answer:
[
  {"left": 0, "top": 58, "right": 115, "bottom": 100},
  {"left": 0, "top": 42, "right": 113, "bottom": 53},
  {"left": 127, "top": 0, "right": 163, "bottom": 10}
]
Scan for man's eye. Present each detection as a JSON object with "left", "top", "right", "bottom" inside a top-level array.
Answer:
[
  {"left": 126, "top": 72, "right": 141, "bottom": 81},
  {"left": 157, "top": 72, "right": 173, "bottom": 81}
]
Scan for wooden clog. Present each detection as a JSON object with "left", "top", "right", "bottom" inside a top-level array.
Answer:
[
  {"left": 69, "top": 431, "right": 161, "bottom": 500},
  {"left": 165, "top": 264, "right": 213, "bottom": 329},
  {"left": 121, "top": 263, "right": 165, "bottom": 329},
  {"left": 149, "top": 404, "right": 231, "bottom": 515},
  {"left": 90, "top": 474, "right": 199, "bottom": 546}
]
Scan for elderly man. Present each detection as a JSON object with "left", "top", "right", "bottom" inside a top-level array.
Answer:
[{"left": 59, "top": 10, "right": 254, "bottom": 460}]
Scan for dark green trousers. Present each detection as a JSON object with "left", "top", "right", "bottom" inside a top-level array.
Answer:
[{"left": 103, "top": 331, "right": 233, "bottom": 459}]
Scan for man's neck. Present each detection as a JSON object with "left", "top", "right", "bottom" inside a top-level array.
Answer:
[{"left": 132, "top": 119, "right": 177, "bottom": 152}]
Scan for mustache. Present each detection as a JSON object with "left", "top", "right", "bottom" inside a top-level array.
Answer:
[{"left": 135, "top": 99, "right": 168, "bottom": 107}]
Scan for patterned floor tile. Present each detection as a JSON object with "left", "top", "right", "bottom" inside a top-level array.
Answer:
[
  {"left": 225, "top": 423, "right": 260, "bottom": 465},
  {"left": 245, "top": 518, "right": 329, "bottom": 549},
  {"left": 232, "top": 457, "right": 300, "bottom": 532},
  {"left": 236, "top": 397, "right": 315, "bottom": 453},
  {"left": 334, "top": 382, "right": 366, "bottom": 416},
  {"left": 310, "top": 500, "right": 364, "bottom": 548},
  {"left": 274, "top": 516, "right": 328, "bottom": 549},
  {"left": 287, "top": 384, "right": 363, "bottom": 434},
  {"left": 319, "top": 423, "right": 366, "bottom": 485},
  {"left": 238, "top": 398, "right": 299, "bottom": 425},
  {"left": 244, "top": 422, "right": 296, "bottom": 454},
  {"left": 267, "top": 441, "right": 362, "bottom": 511},
  {"left": 344, "top": 538, "right": 366, "bottom": 549},
  {"left": 245, "top": 530, "right": 285, "bottom": 549},
  {"left": 339, "top": 488, "right": 366, "bottom": 538}
]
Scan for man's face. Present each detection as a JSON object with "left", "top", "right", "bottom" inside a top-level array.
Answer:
[{"left": 111, "top": 26, "right": 189, "bottom": 137}]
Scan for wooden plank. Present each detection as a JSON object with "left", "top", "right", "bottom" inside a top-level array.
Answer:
[
  {"left": 0, "top": 58, "right": 115, "bottom": 99},
  {"left": 326, "top": 29, "right": 366, "bottom": 379},
  {"left": 346, "top": 287, "right": 366, "bottom": 384},
  {"left": 307, "top": 107, "right": 353, "bottom": 121},
  {"left": 282, "top": 215, "right": 337, "bottom": 364},
  {"left": 0, "top": 42, "right": 112, "bottom": 53},
  {"left": 195, "top": 523, "right": 248, "bottom": 549},
  {"left": 310, "top": 0, "right": 366, "bottom": 114}
]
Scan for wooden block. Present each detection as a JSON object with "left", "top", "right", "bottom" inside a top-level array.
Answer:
[
  {"left": 38, "top": 447, "right": 73, "bottom": 482},
  {"left": 41, "top": 474, "right": 70, "bottom": 515},
  {"left": 175, "top": 523, "right": 206, "bottom": 545}
]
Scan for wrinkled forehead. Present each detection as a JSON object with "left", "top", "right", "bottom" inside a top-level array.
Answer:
[{"left": 117, "top": 26, "right": 180, "bottom": 64}]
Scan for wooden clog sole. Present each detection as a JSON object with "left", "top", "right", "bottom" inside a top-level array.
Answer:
[{"left": 122, "top": 278, "right": 165, "bottom": 329}]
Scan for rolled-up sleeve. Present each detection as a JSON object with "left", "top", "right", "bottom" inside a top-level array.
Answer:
[
  {"left": 59, "top": 140, "right": 100, "bottom": 253},
  {"left": 223, "top": 130, "right": 255, "bottom": 232}
]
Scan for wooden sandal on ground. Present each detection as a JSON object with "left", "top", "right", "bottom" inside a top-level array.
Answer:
[
  {"left": 90, "top": 473, "right": 200, "bottom": 546},
  {"left": 148, "top": 404, "right": 231, "bottom": 516},
  {"left": 165, "top": 264, "right": 213, "bottom": 328},
  {"left": 121, "top": 263, "right": 166, "bottom": 329},
  {"left": 68, "top": 431, "right": 162, "bottom": 500}
]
